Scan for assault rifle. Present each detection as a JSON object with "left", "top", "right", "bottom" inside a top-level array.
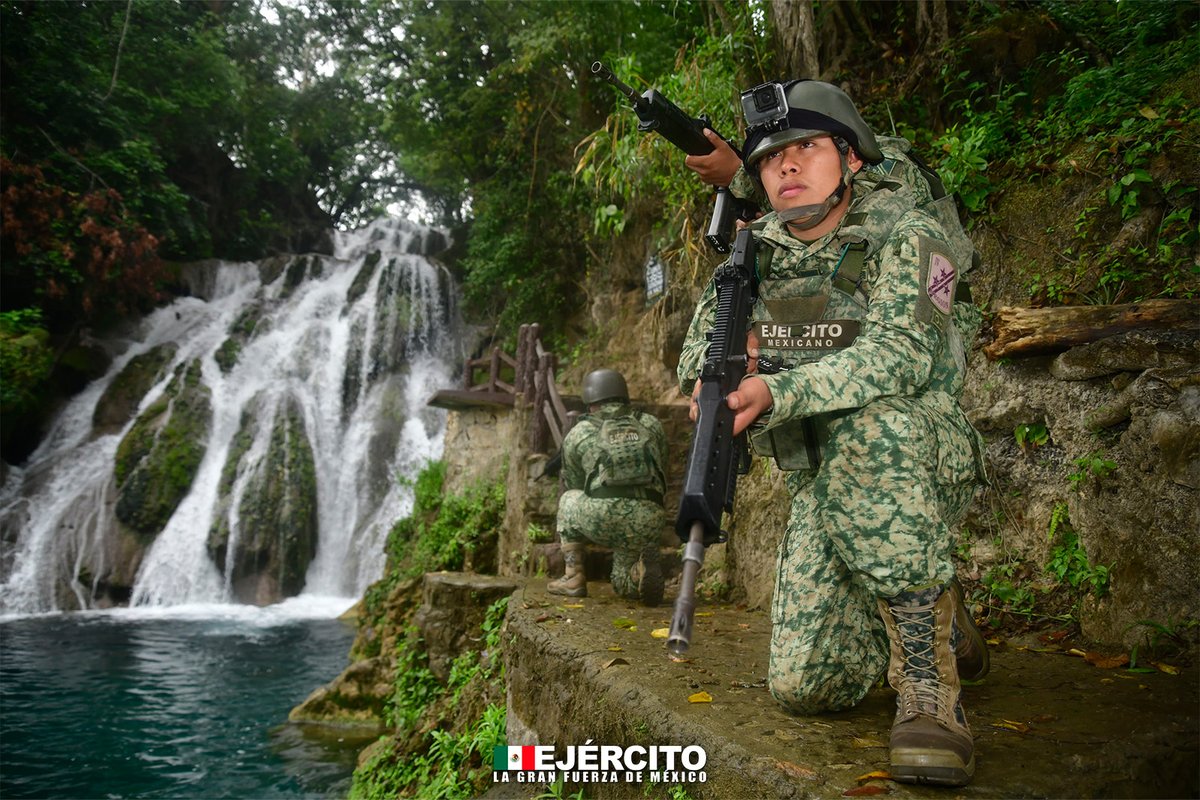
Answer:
[
  {"left": 667, "top": 227, "right": 758, "bottom": 656},
  {"left": 591, "top": 61, "right": 755, "bottom": 254}
]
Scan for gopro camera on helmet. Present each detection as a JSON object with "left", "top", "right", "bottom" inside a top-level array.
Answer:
[{"left": 740, "top": 82, "right": 788, "bottom": 130}]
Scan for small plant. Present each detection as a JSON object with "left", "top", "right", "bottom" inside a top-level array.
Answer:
[
  {"left": 1068, "top": 451, "right": 1118, "bottom": 490},
  {"left": 1126, "top": 618, "right": 1199, "bottom": 669},
  {"left": 527, "top": 522, "right": 554, "bottom": 543},
  {"left": 1107, "top": 168, "right": 1155, "bottom": 220},
  {"left": 1045, "top": 503, "right": 1110, "bottom": 597},
  {"left": 1014, "top": 422, "right": 1049, "bottom": 451},
  {"left": 535, "top": 775, "right": 586, "bottom": 800}
]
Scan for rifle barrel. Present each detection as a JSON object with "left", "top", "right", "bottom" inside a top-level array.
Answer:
[
  {"left": 591, "top": 61, "right": 644, "bottom": 108},
  {"left": 666, "top": 521, "right": 707, "bottom": 656}
]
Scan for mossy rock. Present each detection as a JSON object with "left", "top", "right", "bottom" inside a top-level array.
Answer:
[
  {"left": 207, "top": 393, "right": 318, "bottom": 603},
  {"left": 93, "top": 344, "right": 177, "bottom": 434},
  {"left": 113, "top": 358, "right": 211, "bottom": 539}
]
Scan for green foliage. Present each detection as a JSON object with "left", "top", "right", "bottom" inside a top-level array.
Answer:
[
  {"left": 981, "top": 559, "right": 1037, "bottom": 618},
  {"left": 351, "top": 605, "right": 509, "bottom": 800},
  {"left": 535, "top": 776, "right": 586, "bottom": 800},
  {"left": 384, "top": 459, "right": 505, "bottom": 580},
  {"left": 1013, "top": 422, "right": 1049, "bottom": 451},
  {"left": 0, "top": 309, "right": 53, "bottom": 414},
  {"left": 1045, "top": 503, "right": 1110, "bottom": 597},
  {"left": 1126, "top": 618, "right": 1199, "bottom": 669},
  {"left": 1068, "top": 451, "right": 1117, "bottom": 490}
]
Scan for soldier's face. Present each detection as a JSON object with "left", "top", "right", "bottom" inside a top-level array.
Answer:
[{"left": 758, "top": 135, "right": 863, "bottom": 230}]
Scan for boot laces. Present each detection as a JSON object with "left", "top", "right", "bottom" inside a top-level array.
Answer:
[{"left": 890, "top": 604, "right": 956, "bottom": 719}]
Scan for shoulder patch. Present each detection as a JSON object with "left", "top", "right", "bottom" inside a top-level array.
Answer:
[{"left": 916, "top": 234, "right": 957, "bottom": 328}]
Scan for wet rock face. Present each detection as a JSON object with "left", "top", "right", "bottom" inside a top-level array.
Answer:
[
  {"left": 208, "top": 393, "right": 318, "bottom": 605},
  {"left": 113, "top": 358, "right": 211, "bottom": 539},
  {"left": 93, "top": 343, "right": 178, "bottom": 434}
]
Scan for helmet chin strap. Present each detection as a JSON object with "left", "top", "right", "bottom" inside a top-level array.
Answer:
[{"left": 776, "top": 151, "right": 857, "bottom": 232}]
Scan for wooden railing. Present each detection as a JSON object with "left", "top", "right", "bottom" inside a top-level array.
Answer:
[{"left": 458, "top": 323, "right": 578, "bottom": 454}]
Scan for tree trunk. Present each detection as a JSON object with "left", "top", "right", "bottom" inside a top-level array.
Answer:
[
  {"left": 770, "top": 0, "right": 819, "bottom": 79},
  {"left": 984, "top": 300, "right": 1200, "bottom": 359}
]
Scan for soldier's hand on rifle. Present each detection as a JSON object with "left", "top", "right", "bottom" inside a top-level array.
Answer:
[
  {"left": 688, "top": 330, "right": 762, "bottom": 423},
  {"left": 726, "top": 377, "right": 772, "bottom": 436},
  {"left": 684, "top": 129, "right": 741, "bottom": 187}
]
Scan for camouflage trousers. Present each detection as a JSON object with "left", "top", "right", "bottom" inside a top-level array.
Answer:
[
  {"left": 557, "top": 490, "right": 666, "bottom": 599},
  {"left": 769, "top": 391, "right": 981, "bottom": 714}
]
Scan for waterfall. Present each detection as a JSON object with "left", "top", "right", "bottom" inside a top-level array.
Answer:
[{"left": 0, "top": 218, "right": 463, "bottom": 614}]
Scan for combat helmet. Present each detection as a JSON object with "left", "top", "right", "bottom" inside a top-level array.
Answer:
[
  {"left": 582, "top": 369, "right": 629, "bottom": 405},
  {"left": 740, "top": 79, "right": 883, "bottom": 230}
]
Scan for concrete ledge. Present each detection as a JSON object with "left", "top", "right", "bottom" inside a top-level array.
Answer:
[{"left": 502, "top": 579, "right": 1199, "bottom": 799}]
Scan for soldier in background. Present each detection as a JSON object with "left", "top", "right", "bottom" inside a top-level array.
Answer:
[{"left": 548, "top": 369, "right": 667, "bottom": 606}]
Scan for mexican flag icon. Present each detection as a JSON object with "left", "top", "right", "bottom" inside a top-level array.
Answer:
[{"left": 493, "top": 744, "right": 537, "bottom": 771}]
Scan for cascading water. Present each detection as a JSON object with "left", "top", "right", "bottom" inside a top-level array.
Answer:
[{"left": 0, "top": 217, "right": 463, "bottom": 615}]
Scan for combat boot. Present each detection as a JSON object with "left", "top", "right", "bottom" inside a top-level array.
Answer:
[
  {"left": 949, "top": 578, "right": 989, "bottom": 681},
  {"left": 547, "top": 542, "right": 587, "bottom": 597},
  {"left": 879, "top": 586, "right": 975, "bottom": 787},
  {"left": 637, "top": 546, "right": 664, "bottom": 607}
]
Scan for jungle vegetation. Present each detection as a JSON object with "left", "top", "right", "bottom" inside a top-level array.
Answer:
[{"left": 2, "top": 0, "right": 1197, "bottom": 463}]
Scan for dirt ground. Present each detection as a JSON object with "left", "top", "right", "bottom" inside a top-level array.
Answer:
[{"left": 487, "top": 578, "right": 1199, "bottom": 800}]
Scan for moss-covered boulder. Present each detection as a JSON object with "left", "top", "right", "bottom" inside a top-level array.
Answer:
[
  {"left": 207, "top": 393, "right": 318, "bottom": 605},
  {"left": 93, "top": 344, "right": 177, "bottom": 435},
  {"left": 113, "top": 358, "right": 211, "bottom": 539}
]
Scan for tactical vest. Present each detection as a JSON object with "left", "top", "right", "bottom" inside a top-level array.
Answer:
[{"left": 580, "top": 409, "right": 665, "bottom": 505}]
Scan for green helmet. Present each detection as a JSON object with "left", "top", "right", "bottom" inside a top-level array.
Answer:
[
  {"left": 582, "top": 369, "right": 629, "bottom": 405},
  {"left": 741, "top": 79, "right": 883, "bottom": 172}
]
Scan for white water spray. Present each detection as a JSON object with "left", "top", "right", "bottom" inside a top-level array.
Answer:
[{"left": 0, "top": 218, "right": 461, "bottom": 615}]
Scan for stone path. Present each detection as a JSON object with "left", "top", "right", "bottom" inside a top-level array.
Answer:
[{"left": 490, "top": 579, "right": 1199, "bottom": 799}]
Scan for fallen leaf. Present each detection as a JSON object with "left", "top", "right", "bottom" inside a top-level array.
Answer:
[
  {"left": 1083, "top": 651, "right": 1129, "bottom": 669},
  {"left": 1067, "top": 648, "right": 1089, "bottom": 658},
  {"left": 534, "top": 614, "right": 553, "bottom": 623},
  {"left": 687, "top": 691, "right": 713, "bottom": 703},
  {"left": 775, "top": 760, "right": 819, "bottom": 780},
  {"left": 601, "top": 657, "right": 628, "bottom": 669},
  {"left": 562, "top": 603, "right": 585, "bottom": 609},
  {"left": 607, "top": 645, "right": 623, "bottom": 652},
  {"left": 667, "top": 654, "right": 691, "bottom": 663},
  {"left": 651, "top": 627, "right": 670, "bottom": 639},
  {"left": 855, "top": 771, "right": 892, "bottom": 782},
  {"left": 851, "top": 737, "right": 886, "bottom": 749},
  {"left": 612, "top": 617, "right": 637, "bottom": 629},
  {"left": 1152, "top": 661, "right": 1181, "bottom": 675},
  {"left": 991, "top": 719, "right": 1030, "bottom": 734},
  {"left": 843, "top": 785, "right": 889, "bottom": 796},
  {"left": 1039, "top": 630, "right": 1070, "bottom": 644},
  {"left": 1139, "top": 106, "right": 1160, "bottom": 120}
]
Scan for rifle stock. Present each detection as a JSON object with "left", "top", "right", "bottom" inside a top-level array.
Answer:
[{"left": 667, "top": 228, "right": 758, "bottom": 656}]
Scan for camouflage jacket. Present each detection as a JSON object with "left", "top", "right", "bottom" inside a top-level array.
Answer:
[
  {"left": 561, "top": 401, "right": 668, "bottom": 499},
  {"left": 678, "top": 155, "right": 972, "bottom": 468}
]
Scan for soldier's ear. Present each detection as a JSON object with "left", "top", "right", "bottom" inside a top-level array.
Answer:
[{"left": 847, "top": 148, "right": 864, "bottom": 174}]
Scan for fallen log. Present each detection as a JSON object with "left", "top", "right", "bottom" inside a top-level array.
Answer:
[{"left": 984, "top": 299, "right": 1200, "bottom": 360}]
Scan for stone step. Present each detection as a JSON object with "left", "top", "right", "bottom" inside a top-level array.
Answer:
[{"left": 499, "top": 579, "right": 1199, "bottom": 799}]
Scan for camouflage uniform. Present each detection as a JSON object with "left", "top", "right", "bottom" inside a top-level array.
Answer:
[
  {"left": 557, "top": 401, "right": 669, "bottom": 599},
  {"left": 677, "top": 151, "right": 986, "bottom": 713}
]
